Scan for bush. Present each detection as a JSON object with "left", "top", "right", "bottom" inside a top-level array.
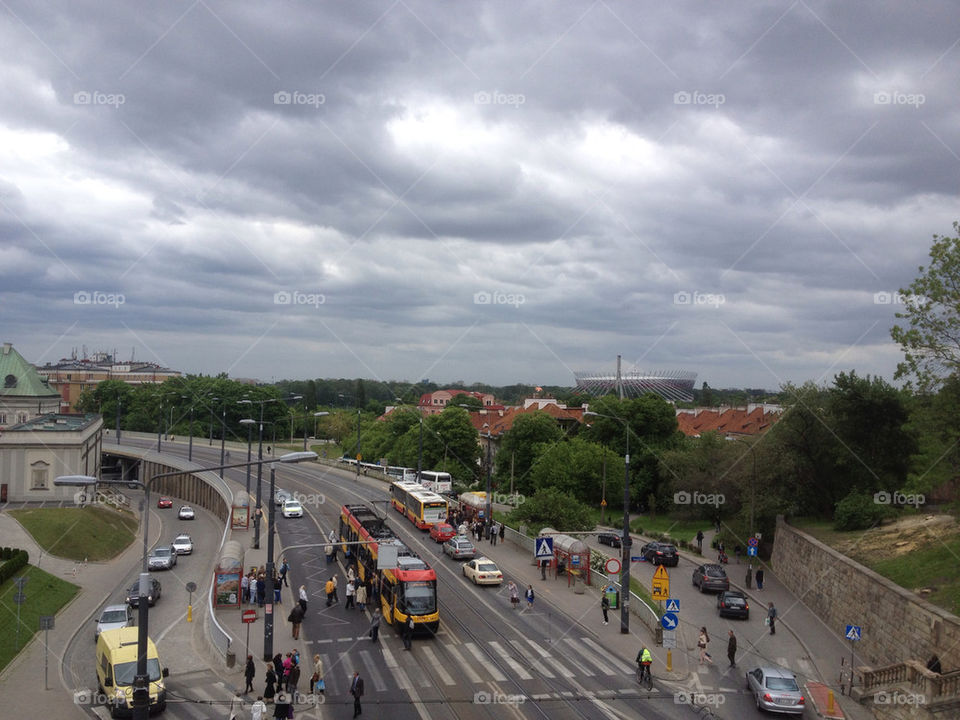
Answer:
[
  {"left": 509, "top": 488, "right": 594, "bottom": 532},
  {"left": 834, "top": 491, "right": 886, "bottom": 531},
  {"left": 0, "top": 549, "right": 29, "bottom": 584}
]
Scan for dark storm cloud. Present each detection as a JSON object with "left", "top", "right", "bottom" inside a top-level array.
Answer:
[{"left": 2, "top": 1, "right": 959, "bottom": 388}]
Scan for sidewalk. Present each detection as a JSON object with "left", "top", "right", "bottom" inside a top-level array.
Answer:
[{"left": 0, "top": 509, "right": 162, "bottom": 719}]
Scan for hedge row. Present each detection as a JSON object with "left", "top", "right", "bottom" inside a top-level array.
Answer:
[{"left": 0, "top": 549, "right": 29, "bottom": 585}]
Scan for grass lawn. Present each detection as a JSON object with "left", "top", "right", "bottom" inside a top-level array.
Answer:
[
  {"left": 0, "top": 565, "right": 79, "bottom": 672},
  {"left": 9, "top": 505, "right": 138, "bottom": 562}
]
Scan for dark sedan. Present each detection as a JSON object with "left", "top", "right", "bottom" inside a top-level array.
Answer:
[
  {"left": 597, "top": 532, "right": 622, "bottom": 548},
  {"left": 126, "top": 578, "right": 162, "bottom": 607},
  {"left": 717, "top": 590, "right": 749, "bottom": 619},
  {"left": 641, "top": 542, "right": 679, "bottom": 567},
  {"left": 692, "top": 563, "right": 730, "bottom": 593}
]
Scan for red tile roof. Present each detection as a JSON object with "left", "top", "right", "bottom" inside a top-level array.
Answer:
[{"left": 675, "top": 407, "right": 780, "bottom": 437}]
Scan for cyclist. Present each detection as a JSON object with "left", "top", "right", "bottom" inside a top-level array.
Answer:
[{"left": 636, "top": 645, "right": 652, "bottom": 686}]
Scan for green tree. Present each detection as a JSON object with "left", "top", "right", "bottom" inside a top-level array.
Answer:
[
  {"left": 528, "top": 437, "right": 624, "bottom": 505},
  {"left": 891, "top": 222, "right": 960, "bottom": 390},
  {"left": 494, "top": 412, "right": 564, "bottom": 494},
  {"left": 509, "top": 488, "right": 594, "bottom": 532}
]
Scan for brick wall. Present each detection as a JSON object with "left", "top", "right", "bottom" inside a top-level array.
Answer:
[{"left": 771, "top": 516, "right": 960, "bottom": 670}]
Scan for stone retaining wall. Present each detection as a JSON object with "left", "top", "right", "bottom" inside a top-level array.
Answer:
[{"left": 772, "top": 516, "right": 960, "bottom": 670}]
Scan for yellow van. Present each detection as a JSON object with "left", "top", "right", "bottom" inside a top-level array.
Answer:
[{"left": 95, "top": 627, "right": 168, "bottom": 717}]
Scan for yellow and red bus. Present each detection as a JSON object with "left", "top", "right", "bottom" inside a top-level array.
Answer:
[
  {"left": 338, "top": 504, "right": 439, "bottom": 633},
  {"left": 389, "top": 480, "right": 448, "bottom": 529}
]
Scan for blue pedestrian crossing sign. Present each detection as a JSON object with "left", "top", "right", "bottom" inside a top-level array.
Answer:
[
  {"left": 661, "top": 612, "right": 679, "bottom": 630},
  {"left": 535, "top": 537, "right": 554, "bottom": 559},
  {"left": 665, "top": 598, "right": 680, "bottom": 613},
  {"left": 845, "top": 625, "right": 862, "bottom": 641}
]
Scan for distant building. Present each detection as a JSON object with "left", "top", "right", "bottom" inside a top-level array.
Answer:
[
  {"left": 463, "top": 397, "right": 585, "bottom": 463},
  {"left": 418, "top": 389, "right": 499, "bottom": 416},
  {"left": 675, "top": 405, "right": 782, "bottom": 438},
  {"left": 0, "top": 412, "right": 103, "bottom": 503},
  {"left": 0, "top": 342, "right": 62, "bottom": 429},
  {"left": 35, "top": 349, "right": 182, "bottom": 411}
]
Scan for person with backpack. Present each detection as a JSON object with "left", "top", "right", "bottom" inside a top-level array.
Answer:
[{"left": 279, "top": 558, "right": 289, "bottom": 587}]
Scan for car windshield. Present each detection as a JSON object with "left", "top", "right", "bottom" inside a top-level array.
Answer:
[
  {"left": 724, "top": 597, "right": 745, "bottom": 605},
  {"left": 402, "top": 581, "right": 436, "bottom": 614},
  {"left": 101, "top": 610, "right": 128, "bottom": 623},
  {"left": 456, "top": 541, "right": 473, "bottom": 549},
  {"left": 661, "top": 545, "right": 677, "bottom": 553},
  {"left": 285, "top": 502, "right": 300, "bottom": 509},
  {"left": 153, "top": 549, "right": 170, "bottom": 557},
  {"left": 766, "top": 676, "right": 800, "bottom": 692},
  {"left": 478, "top": 563, "right": 498, "bottom": 572},
  {"left": 114, "top": 658, "right": 162, "bottom": 685},
  {"left": 706, "top": 567, "right": 726, "bottom": 577}
]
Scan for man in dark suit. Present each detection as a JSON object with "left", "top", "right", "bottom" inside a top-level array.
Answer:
[{"left": 350, "top": 671, "right": 364, "bottom": 717}]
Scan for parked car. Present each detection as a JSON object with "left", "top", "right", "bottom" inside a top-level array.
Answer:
[
  {"left": 170, "top": 534, "right": 194, "bottom": 555},
  {"left": 177, "top": 506, "right": 195, "bottom": 520},
  {"left": 126, "top": 578, "right": 162, "bottom": 607},
  {"left": 274, "top": 489, "right": 293, "bottom": 507},
  {"left": 281, "top": 500, "right": 303, "bottom": 518},
  {"left": 148, "top": 546, "right": 177, "bottom": 571},
  {"left": 640, "top": 542, "right": 679, "bottom": 566},
  {"left": 443, "top": 537, "right": 477, "bottom": 560},
  {"left": 156, "top": 496, "right": 173, "bottom": 509},
  {"left": 95, "top": 604, "right": 134, "bottom": 640},
  {"left": 717, "top": 590, "right": 749, "bottom": 619},
  {"left": 745, "top": 667, "right": 805, "bottom": 714},
  {"left": 692, "top": 563, "right": 730, "bottom": 593},
  {"left": 597, "top": 532, "right": 621, "bottom": 548},
  {"left": 462, "top": 557, "right": 503, "bottom": 585},
  {"left": 430, "top": 523, "right": 456, "bottom": 543}
]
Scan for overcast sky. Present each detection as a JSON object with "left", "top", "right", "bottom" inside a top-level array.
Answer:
[{"left": 2, "top": 1, "right": 959, "bottom": 392}]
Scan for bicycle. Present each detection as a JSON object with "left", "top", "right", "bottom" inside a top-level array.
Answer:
[{"left": 636, "top": 662, "right": 653, "bottom": 690}]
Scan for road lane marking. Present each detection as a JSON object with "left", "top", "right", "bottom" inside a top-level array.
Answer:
[
  {"left": 509, "top": 639, "right": 553, "bottom": 678},
  {"left": 489, "top": 641, "right": 533, "bottom": 680},
  {"left": 421, "top": 645, "right": 455, "bottom": 685},
  {"left": 445, "top": 644, "right": 483, "bottom": 684},
  {"left": 465, "top": 642, "right": 506, "bottom": 681}
]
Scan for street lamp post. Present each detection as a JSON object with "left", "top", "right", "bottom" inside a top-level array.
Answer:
[
  {"left": 481, "top": 424, "right": 493, "bottom": 524},
  {"left": 585, "top": 411, "right": 632, "bottom": 634},
  {"left": 156, "top": 401, "right": 163, "bottom": 452},
  {"left": 187, "top": 404, "right": 194, "bottom": 461},
  {"left": 116, "top": 395, "right": 122, "bottom": 444},
  {"left": 417, "top": 413, "right": 424, "bottom": 481},
  {"left": 209, "top": 397, "right": 218, "bottom": 447},
  {"left": 356, "top": 409, "right": 361, "bottom": 482},
  {"left": 220, "top": 399, "right": 227, "bottom": 468},
  {"left": 239, "top": 419, "right": 256, "bottom": 542},
  {"left": 302, "top": 412, "right": 328, "bottom": 451}
]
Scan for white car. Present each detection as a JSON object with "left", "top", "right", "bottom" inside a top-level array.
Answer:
[
  {"left": 178, "top": 506, "right": 195, "bottom": 520},
  {"left": 462, "top": 557, "right": 503, "bottom": 585},
  {"left": 275, "top": 489, "right": 293, "bottom": 506},
  {"left": 170, "top": 534, "right": 194, "bottom": 555},
  {"left": 282, "top": 500, "right": 303, "bottom": 518},
  {"left": 95, "top": 604, "right": 133, "bottom": 640}
]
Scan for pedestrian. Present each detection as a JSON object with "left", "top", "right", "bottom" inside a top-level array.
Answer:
[
  {"left": 727, "top": 630, "right": 737, "bottom": 668},
  {"left": 272, "top": 693, "right": 289, "bottom": 720},
  {"left": 499, "top": 523, "right": 505, "bottom": 542},
  {"left": 734, "top": 545, "right": 742, "bottom": 564},
  {"left": 310, "top": 654, "right": 324, "bottom": 694},
  {"left": 331, "top": 574, "right": 339, "bottom": 603},
  {"left": 355, "top": 582, "right": 367, "bottom": 611},
  {"left": 756, "top": 568, "right": 765, "bottom": 590},
  {"left": 696, "top": 530, "right": 704, "bottom": 553},
  {"left": 298, "top": 584, "right": 308, "bottom": 613},
  {"left": 282, "top": 653, "right": 292, "bottom": 688},
  {"left": 226, "top": 450, "right": 232, "bottom": 461},
  {"left": 490, "top": 522, "right": 498, "bottom": 546},
  {"left": 350, "top": 671, "right": 364, "bottom": 718},
  {"left": 345, "top": 579, "right": 356, "bottom": 609},
  {"left": 292, "top": 648, "right": 300, "bottom": 667},
  {"left": 601, "top": 593, "right": 610, "bottom": 625},
  {"left": 402, "top": 615, "right": 414, "bottom": 650},
  {"left": 244, "top": 654, "right": 256, "bottom": 693},
  {"left": 324, "top": 544, "right": 334, "bottom": 564},
  {"left": 508, "top": 581, "right": 519, "bottom": 609},
  {"left": 369, "top": 608, "right": 381, "bottom": 642},
  {"left": 279, "top": 557, "right": 289, "bottom": 587},
  {"left": 717, "top": 540, "right": 725, "bottom": 563},
  {"left": 767, "top": 602, "right": 777, "bottom": 635},
  {"left": 286, "top": 659, "right": 300, "bottom": 695},
  {"left": 288, "top": 603, "right": 304, "bottom": 639},
  {"left": 257, "top": 575, "right": 266, "bottom": 607},
  {"left": 263, "top": 664, "right": 277, "bottom": 703},
  {"left": 267, "top": 445, "right": 272, "bottom": 455},
  {"left": 241, "top": 573, "right": 250, "bottom": 605},
  {"left": 540, "top": 558, "right": 548, "bottom": 580},
  {"left": 698, "top": 627, "right": 713, "bottom": 664},
  {"left": 251, "top": 696, "right": 267, "bottom": 720},
  {"left": 273, "top": 573, "right": 282, "bottom": 604},
  {"left": 347, "top": 566, "right": 356, "bottom": 584},
  {"left": 229, "top": 690, "right": 244, "bottom": 720},
  {"left": 525, "top": 585, "right": 535, "bottom": 610},
  {"left": 325, "top": 577, "right": 335, "bottom": 607},
  {"left": 272, "top": 652, "right": 284, "bottom": 677}
]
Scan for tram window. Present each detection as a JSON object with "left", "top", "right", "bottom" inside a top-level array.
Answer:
[{"left": 401, "top": 581, "right": 436, "bottom": 614}]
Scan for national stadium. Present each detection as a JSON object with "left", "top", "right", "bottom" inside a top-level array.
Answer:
[{"left": 574, "top": 361, "right": 697, "bottom": 403}]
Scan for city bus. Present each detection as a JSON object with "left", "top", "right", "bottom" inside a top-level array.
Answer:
[
  {"left": 385, "top": 466, "right": 418, "bottom": 481},
  {"left": 338, "top": 504, "right": 439, "bottom": 633},
  {"left": 418, "top": 470, "right": 453, "bottom": 494},
  {"left": 459, "top": 490, "right": 488, "bottom": 521},
  {"left": 389, "top": 481, "right": 448, "bottom": 529}
]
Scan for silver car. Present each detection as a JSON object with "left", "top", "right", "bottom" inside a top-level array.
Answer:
[
  {"left": 443, "top": 537, "right": 477, "bottom": 560},
  {"left": 148, "top": 546, "right": 178, "bottom": 571},
  {"left": 745, "top": 667, "right": 806, "bottom": 714},
  {"left": 95, "top": 604, "right": 133, "bottom": 640},
  {"left": 170, "top": 534, "right": 194, "bottom": 555}
]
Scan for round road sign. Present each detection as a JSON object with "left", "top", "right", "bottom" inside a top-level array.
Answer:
[
  {"left": 748, "top": 537, "right": 759, "bottom": 547},
  {"left": 605, "top": 558, "right": 622, "bottom": 575}
]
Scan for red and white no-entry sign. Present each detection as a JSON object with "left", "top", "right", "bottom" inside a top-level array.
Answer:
[
  {"left": 242, "top": 609, "right": 258, "bottom": 624},
  {"left": 605, "top": 558, "right": 622, "bottom": 575}
]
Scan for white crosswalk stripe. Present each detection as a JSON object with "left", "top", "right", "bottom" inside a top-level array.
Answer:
[
  {"left": 359, "top": 649, "right": 389, "bottom": 692},
  {"left": 421, "top": 645, "right": 456, "bottom": 685},
  {"left": 446, "top": 644, "right": 485, "bottom": 684},
  {"left": 510, "top": 640, "right": 554, "bottom": 678},
  {"left": 465, "top": 642, "right": 507, "bottom": 681},
  {"left": 562, "top": 637, "right": 618, "bottom": 675},
  {"left": 582, "top": 636, "right": 626, "bottom": 673},
  {"left": 489, "top": 640, "right": 534, "bottom": 680},
  {"left": 381, "top": 646, "right": 413, "bottom": 689},
  {"left": 522, "top": 637, "right": 581, "bottom": 677}
]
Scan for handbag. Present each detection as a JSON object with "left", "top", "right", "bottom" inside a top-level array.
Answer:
[
  {"left": 317, "top": 678, "right": 325, "bottom": 691},
  {"left": 764, "top": 616, "right": 770, "bottom": 626}
]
